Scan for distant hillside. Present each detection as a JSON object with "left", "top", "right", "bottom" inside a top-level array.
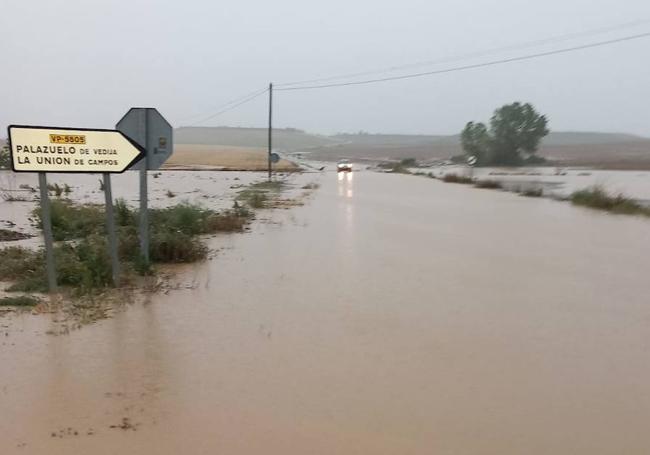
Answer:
[
  {"left": 306, "top": 131, "right": 650, "bottom": 169},
  {"left": 330, "top": 131, "right": 647, "bottom": 147},
  {"left": 171, "top": 127, "right": 650, "bottom": 170},
  {"left": 541, "top": 132, "right": 647, "bottom": 146},
  {"left": 331, "top": 133, "right": 458, "bottom": 146},
  {"left": 175, "top": 126, "right": 336, "bottom": 150}
]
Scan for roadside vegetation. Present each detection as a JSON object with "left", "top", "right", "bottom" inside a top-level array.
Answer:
[
  {"left": 474, "top": 180, "right": 502, "bottom": 189},
  {"left": 0, "top": 295, "right": 40, "bottom": 307},
  {"left": 1, "top": 192, "right": 32, "bottom": 202},
  {"left": 520, "top": 188, "right": 543, "bottom": 198},
  {"left": 0, "top": 179, "right": 293, "bottom": 297},
  {"left": 433, "top": 173, "right": 647, "bottom": 217},
  {"left": 0, "top": 228, "right": 33, "bottom": 241},
  {"left": 442, "top": 174, "right": 473, "bottom": 184},
  {"left": 378, "top": 158, "right": 417, "bottom": 174},
  {"left": 571, "top": 186, "right": 650, "bottom": 217},
  {"left": 236, "top": 180, "right": 285, "bottom": 208}
]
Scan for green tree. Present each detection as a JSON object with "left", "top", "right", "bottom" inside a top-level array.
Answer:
[
  {"left": 461, "top": 102, "right": 549, "bottom": 166},
  {"left": 460, "top": 121, "right": 490, "bottom": 164}
]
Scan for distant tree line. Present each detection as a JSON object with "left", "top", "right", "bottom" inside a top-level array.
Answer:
[{"left": 460, "top": 102, "right": 549, "bottom": 166}]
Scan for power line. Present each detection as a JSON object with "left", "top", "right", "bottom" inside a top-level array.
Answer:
[
  {"left": 178, "top": 87, "right": 268, "bottom": 125},
  {"left": 187, "top": 88, "right": 269, "bottom": 125},
  {"left": 276, "top": 31, "right": 650, "bottom": 91},
  {"left": 276, "top": 19, "right": 650, "bottom": 88}
]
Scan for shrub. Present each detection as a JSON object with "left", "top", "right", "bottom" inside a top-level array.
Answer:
[
  {"left": 571, "top": 186, "right": 650, "bottom": 216},
  {"left": 150, "top": 231, "right": 207, "bottom": 263},
  {"left": 34, "top": 200, "right": 105, "bottom": 241},
  {"left": 442, "top": 174, "right": 473, "bottom": 184},
  {"left": 521, "top": 188, "right": 543, "bottom": 198},
  {"left": 0, "top": 295, "right": 40, "bottom": 307},
  {"left": 474, "top": 180, "right": 502, "bottom": 189},
  {"left": 114, "top": 199, "right": 136, "bottom": 226}
]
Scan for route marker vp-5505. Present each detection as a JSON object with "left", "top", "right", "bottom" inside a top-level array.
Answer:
[{"left": 8, "top": 125, "right": 145, "bottom": 173}]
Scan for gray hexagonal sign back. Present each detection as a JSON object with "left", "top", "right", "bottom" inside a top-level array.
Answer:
[{"left": 116, "top": 108, "right": 173, "bottom": 170}]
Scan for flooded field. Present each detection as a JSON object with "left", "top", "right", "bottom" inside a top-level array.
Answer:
[
  {"left": 433, "top": 166, "right": 650, "bottom": 203},
  {"left": 1, "top": 170, "right": 650, "bottom": 454},
  {"left": 0, "top": 170, "right": 283, "bottom": 247}
]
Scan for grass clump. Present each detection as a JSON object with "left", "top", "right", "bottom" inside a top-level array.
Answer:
[
  {"left": 1, "top": 192, "right": 31, "bottom": 202},
  {"left": 47, "top": 183, "right": 65, "bottom": 197},
  {"left": 378, "top": 159, "right": 415, "bottom": 174},
  {"left": 0, "top": 241, "right": 114, "bottom": 293},
  {"left": 0, "top": 229, "right": 32, "bottom": 241},
  {"left": 34, "top": 200, "right": 105, "bottom": 241},
  {"left": 0, "top": 246, "right": 44, "bottom": 285},
  {"left": 5, "top": 195, "right": 259, "bottom": 293},
  {"left": 521, "top": 188, "right": 543, "bottom": 198},
  {"left": 237, "top": 180, "right": 285, "bottom": 208},
  {"left": 149, "top": 231, "right": 207, "bottom": 263},
  {"left": 0, "top": 295, "right": 40, "bottom": 307},
  {"left": 474, "top": 180, "right": 502, "bottom": 189},
  {"left": 250, "top": 181, "right": 284, "bottom": 191},
  {"left": 571, "top": 186, "right": 650, "bottom": 216},
  {"left": 442, "top": 174, "right": 473, "bottom": 184},
  {"left": 239, "top": 190, "right": 267, "bottom": 208},
  {"left": 301, "top": 183, "right": 320, "bottom": 190}
]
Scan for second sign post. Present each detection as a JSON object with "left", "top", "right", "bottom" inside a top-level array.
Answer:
[{"left": 117, "top": 108, "right": 173, "bottom": 266}]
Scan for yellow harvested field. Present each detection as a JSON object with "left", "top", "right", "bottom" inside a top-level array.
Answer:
[{"left": 163, "top": 144, "right": 299, "bottom": 171}]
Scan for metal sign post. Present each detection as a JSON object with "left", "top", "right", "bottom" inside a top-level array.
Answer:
[
  {"left": 7, "top": 125, "right": 145, "bottom": 291},
  {"left": 38, "top": 172, "right": 57, "bottom": 291},
  {"left": 117, "top": 108, "right": 173, "bottom": 266},
  {"left": 103, "top": 173, "right": 120, "bottom": 286}
]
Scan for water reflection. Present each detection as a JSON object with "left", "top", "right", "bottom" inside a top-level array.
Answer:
[{"left": 337, "top": 171, "right": 354, "bottom": 198}]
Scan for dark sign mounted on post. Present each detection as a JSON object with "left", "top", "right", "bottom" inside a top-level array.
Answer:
[
  {"left": 6, "top": 125, "right": 146, "bottom": 291},
  {"left": 116, "top": 108, "right": 173, "bottom": 265}
]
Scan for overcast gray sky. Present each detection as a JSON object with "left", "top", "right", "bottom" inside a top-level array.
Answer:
[{"left": 2, "top": 0, "right": 650, "bottom": 136}]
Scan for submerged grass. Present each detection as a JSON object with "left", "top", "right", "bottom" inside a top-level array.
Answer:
[
  {"left": 0, "top": 295, "right": 40, "bottom": 307},
  {"left": 571, "top": 186, "right": 650, "bottom": 217},
  {"left": 520, "top": 188, "right": 544, "bottom": 198},
  {"left": 474, "top": 180, "right": 502, "bottom": 189},
  {"left": 0, "top": 229, "right": 32, "bottom": 241},
  {"left": 1, "top": 192, "right": 32, "bottom": 202},
  {"left": 5, "top": 197, "right": 257, "bottom": 293},
  {"left": 2, "top": 177, "right": 292, "bottom": 295},
  {"left": 442, "top": 174, "right": 474, "bottom": 184},
  {"left": 237, "top": 180, "right": 285, "bottom": 208},
  {"left": 0, "top": 240, "right": 114, "bottom": 293}
]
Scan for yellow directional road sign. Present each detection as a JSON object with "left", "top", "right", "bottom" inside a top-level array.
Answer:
[{"left": 8, "top": 125, "right": 145, "bottom": 173}]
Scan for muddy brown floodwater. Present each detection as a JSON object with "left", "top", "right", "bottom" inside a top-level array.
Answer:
[{"left": 2, "top": 171, "right": 650, "bottom": 454}]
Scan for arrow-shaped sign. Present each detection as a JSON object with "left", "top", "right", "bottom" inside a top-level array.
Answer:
[{"left": 7, "top": 125, "right": 145, "bottom": 173}]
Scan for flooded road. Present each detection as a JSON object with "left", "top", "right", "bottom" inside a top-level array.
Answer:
[{"left": 2, "top": 171, "right": 650, "bottom": 454}]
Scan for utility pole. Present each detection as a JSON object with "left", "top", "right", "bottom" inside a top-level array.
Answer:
[{"left": 268, "top": 82, "right": 273, "bottom": 181}]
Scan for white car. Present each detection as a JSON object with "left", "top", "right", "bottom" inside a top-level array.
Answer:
[{"left": 337, "top": 160, "right": 353, "bottom": 172}]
